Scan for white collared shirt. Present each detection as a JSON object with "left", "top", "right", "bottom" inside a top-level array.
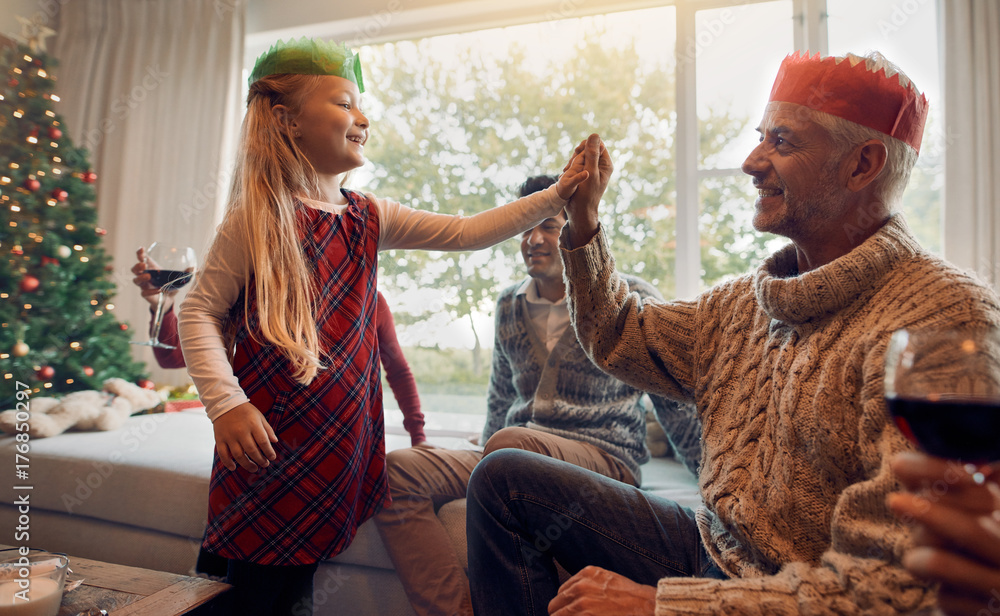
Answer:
[{"left": 516, "top": 278, "right": 570, "bottom": 352}]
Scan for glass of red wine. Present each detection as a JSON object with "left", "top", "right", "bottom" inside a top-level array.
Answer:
[
  {"left": 130, "top": 242, "right": 196, "bottom": 349},
  {"left": 885, "top": 326, "right": 1000, "bottom": 473}
]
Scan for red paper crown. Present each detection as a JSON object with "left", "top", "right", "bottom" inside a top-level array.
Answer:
[{"left": 768, "top": 52, "right": 929, "bottom": 152}]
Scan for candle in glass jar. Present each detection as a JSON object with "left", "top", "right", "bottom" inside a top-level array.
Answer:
[{"left": 0, "top": 577, "right": 63, "bottom": 616}]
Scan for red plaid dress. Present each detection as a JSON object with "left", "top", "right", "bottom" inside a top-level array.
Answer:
[{"left": 202, "top": 190, "right": 387, "bottom": 566}]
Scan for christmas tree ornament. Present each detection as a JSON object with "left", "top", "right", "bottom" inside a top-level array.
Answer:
[
  {"left": 15, "top": 16, "right": 56, "bottom": 53},
  {"left": 19, "top": 275, "right": 40, "bottom": 292},
  {"left": 138, "top": 379, "right": 155, "bottom": 390},
  {"left": 36, "top": 365, "right": 55, "bottom": 380},
  {"left": 8, "top": 78, "right": 18, "bottom": 87},
  {"left": 119, "top": 324, "right": 129, "bottom": 331},
  {"left": 24, "top": 178, "right": 40, "bottom": 191},
  {"left": 82, "top": 366, "right": 94, "bottom": 377},
  {"left": 249, "top": 37, "right": 365, "bottom": 91},
  {"left": 51, "top": 188, "right": 67, "bottom": 201},
  {"left": 81, "top": 171, "right": 97, "bottom": 183},
  {"left": 95, "top": 228, "right": 107, "bottom": 236},
  {"left": 12, "top": 341, "right": 29, "bottom": 357},
  {"left": 57, "top": 245, "right": 71, "bottom": 258},
  {"left": 40, "top": 256, "right": 59, "bottom": 266},
  {"left": 48, "top": 126, "right": 61, "bottom": 140}
]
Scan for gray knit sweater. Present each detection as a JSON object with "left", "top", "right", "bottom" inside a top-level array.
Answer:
[
  {"left": 562, "top": 216, "right": 1000, "bottom": 615},
  {"left": 483, "top": 275, "right": 701, "bottom": 479}
]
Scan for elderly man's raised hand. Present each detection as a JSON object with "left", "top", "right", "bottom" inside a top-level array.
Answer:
[{"left": 562, "top": 133, "right": 613, "bottom": 249}]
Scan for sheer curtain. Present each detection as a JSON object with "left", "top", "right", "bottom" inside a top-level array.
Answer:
[
  {"left": 53, "top": 0, "right": 244, "bottom": 384},
  {"left": 941, "top": 0, "right": 1000, "bottom": 289}
]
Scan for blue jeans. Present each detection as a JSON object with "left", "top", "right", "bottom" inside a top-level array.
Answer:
[{"left": 467, "top": 449, "right": 725, "bottom": 616}]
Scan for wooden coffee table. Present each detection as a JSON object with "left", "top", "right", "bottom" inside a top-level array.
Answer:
[{"left": 0, "top": 546, "right": 230, "bottom": 615}]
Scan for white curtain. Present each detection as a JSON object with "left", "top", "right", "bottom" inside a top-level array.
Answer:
[
  {"left": 53, "top": 0, "right": 244, "bottom": 385},
  {"left": 941, "top": 0, "right": 1000, "bottom": 289}
]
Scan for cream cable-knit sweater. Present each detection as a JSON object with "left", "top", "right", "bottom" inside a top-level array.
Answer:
[{"left": 561, "top": 216, "right": 1000, "bottom": 615}]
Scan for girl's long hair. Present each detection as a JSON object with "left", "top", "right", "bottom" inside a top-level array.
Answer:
[{"left": 218, "top": 74, "right": 331, "bottom": 384}]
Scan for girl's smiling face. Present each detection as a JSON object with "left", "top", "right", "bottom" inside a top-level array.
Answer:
[{"left": 279, "top": 75, "right": 369, "bottom": 177}]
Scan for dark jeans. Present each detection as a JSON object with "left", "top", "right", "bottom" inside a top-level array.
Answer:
[
  {"left": 226, "top": 558, "right": 319, "bottom": 616},
  {"left": 467, "top": 449, "right": 725, "bottom": 616}
]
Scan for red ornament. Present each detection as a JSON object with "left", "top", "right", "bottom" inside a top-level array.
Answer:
[
  {"left": 36, "top": 366, "right": 55, "bottom": 380},
  {"left": 119, "top": 323, "right": 128, "bottom": 331},
  {"left": 19, "top": 275, "right": 40, "bottom": 292},
  {"left": 8, "top": 78, "right": 18, "bottom": 87},
  {"left": 95, "top": 228, "right": 107, "bottom": 236},
  {"left": 11, "top": 246, "right": 23, "bottom": 256},
  {"left": 48, "top": 127, "right": 62, "bottom": 140},
  {"left": 81, "top": 171, "right": 97, "bottom": 184},
  {"left": 52, "top": 189, "right": 67, "bottom": 201},
  {"left": 83, "top": 366, "right": 94, "bottom": 377},
  {"left": 40, "top": 256, "right": 59, "bottom": 266},
  {"left": 24, "top": 179, "right": 40, "bottom": 191},
  {"left": 29, "top": 127, "right": 38, "bottom": 138},
  {"left": 139, "top": 379, "right": 155, "bottom": 390}
]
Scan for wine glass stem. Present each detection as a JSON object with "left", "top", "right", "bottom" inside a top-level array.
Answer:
[{"left": 150, "top": 291, "right": 167, "bottom": 343}]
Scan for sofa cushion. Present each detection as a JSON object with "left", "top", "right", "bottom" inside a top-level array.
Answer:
[{"left": 0, "top": 411, "right": 215, "bottom": 538}]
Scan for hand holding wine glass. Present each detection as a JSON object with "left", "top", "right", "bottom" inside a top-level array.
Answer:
[
  {"left": 130, "top": 242, "right": 196, "bottom": 349},
  {"left": 885, "top": 326, "right": 1000, "bottom": 616}
]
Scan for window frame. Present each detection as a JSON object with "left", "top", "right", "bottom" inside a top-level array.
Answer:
[{"left": 251, "top": 0, "right": 943, "bottom": 299}]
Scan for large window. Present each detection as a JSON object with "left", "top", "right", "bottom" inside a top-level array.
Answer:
[{"left": 282, "top": 0, "right": 943, "bottom": 411}]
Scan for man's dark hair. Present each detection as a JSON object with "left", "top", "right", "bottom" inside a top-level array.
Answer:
[{"left": 518, "top": 175, "right": 558, "bottom": 198}]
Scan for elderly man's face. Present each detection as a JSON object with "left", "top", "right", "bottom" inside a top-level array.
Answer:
[{"left": 741, "top": 102, "right": 847, "bottom": 239}]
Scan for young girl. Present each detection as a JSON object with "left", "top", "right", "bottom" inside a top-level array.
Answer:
[{"left": 177, "top": 38, "right": 591, "bottom": 615}]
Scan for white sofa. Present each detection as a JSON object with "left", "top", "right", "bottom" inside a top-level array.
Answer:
[{"left": 0, "top": 411, "right": 699, "bottom": 615}]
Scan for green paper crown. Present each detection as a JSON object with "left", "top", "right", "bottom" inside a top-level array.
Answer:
[{"left": 249, "top": 37, "right": 365, "bottom": 92}]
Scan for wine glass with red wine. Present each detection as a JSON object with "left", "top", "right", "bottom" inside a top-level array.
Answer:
[
  {"left": 130, "top": 242, "right": 196, "bottom": 349},
  {"left": 884, "top": 327, "right": 1000, "bottom": 466}
]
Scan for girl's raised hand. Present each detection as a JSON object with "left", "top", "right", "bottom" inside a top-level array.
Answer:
[
  {"left": 212, "top": 402, "right": 279, "bottom": 472},
  {"left": 555, "top": 145, "right": 591, "bottom": 201}
]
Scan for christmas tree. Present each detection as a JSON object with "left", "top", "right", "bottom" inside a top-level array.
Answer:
[{"left": 0, "top": 38, "right": 147, "bottom": 408}]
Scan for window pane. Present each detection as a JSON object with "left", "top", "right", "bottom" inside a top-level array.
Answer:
[
  {"left": 699, "top": 174, "right": 786, "bottom": 288},
  {"left": 827, "top": 0, "right": 942, "bottom": 254},
  {"left": 355, "top": 7, "right": 679, "bottom": 401},
  {"left": 696, "top": 0, "right": 794, "bottom": 170}
]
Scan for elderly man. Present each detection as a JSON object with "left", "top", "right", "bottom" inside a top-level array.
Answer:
[{"left": 466, "top": 51, "right": 1000, "bottom": 615}]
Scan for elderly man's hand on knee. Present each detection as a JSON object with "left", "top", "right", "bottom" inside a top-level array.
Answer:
[{"left": 547, "top": 566, "right": 655, "bottom": 616}]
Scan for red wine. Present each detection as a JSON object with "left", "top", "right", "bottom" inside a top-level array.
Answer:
[
  {"left": 887, "top": 396, "right": 1000, "bottom": 463},
  {"left": 146, "top": 269, "right": 193, "bottom": 291}
]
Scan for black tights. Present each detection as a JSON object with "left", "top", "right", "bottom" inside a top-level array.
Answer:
[{"left": 226, "top": 559, "right": 319, "bottom": 616}]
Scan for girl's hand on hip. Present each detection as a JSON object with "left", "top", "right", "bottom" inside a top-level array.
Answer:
[{"left": 212, "top": 402, "right": 279, "bottom": 472}]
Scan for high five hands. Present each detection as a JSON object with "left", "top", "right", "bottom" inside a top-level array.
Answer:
[{"left": 562, "top": 133, "right": 614, "bottom": 249}]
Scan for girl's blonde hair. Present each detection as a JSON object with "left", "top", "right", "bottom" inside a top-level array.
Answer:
[{"left": 218, "top": 74, "right": 331, "bottom": 384}]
